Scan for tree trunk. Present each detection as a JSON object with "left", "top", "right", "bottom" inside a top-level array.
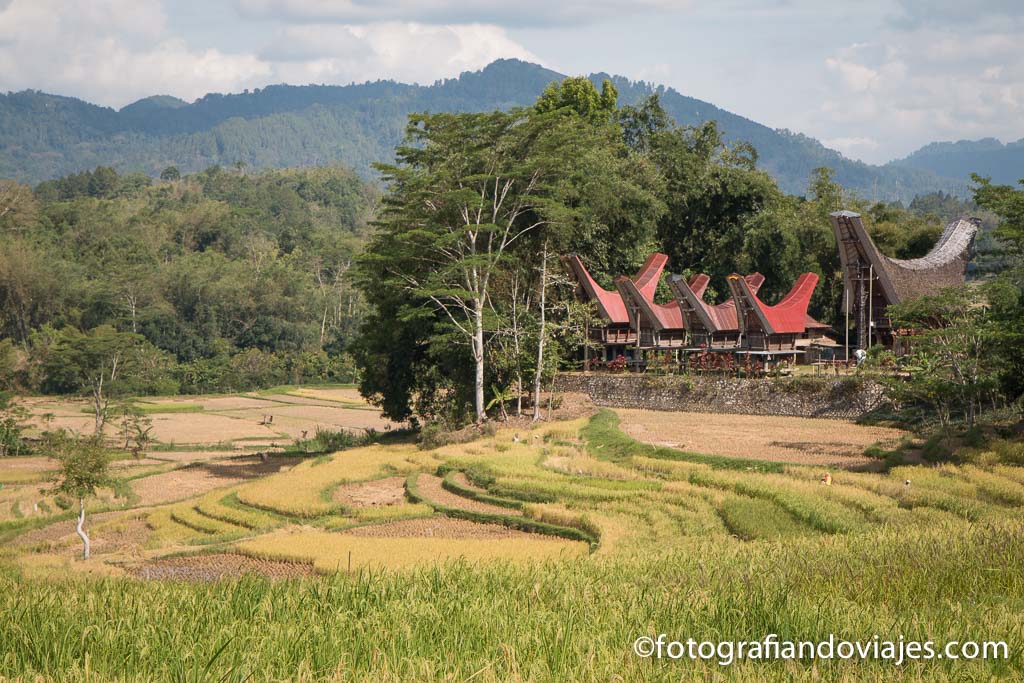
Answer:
[
  {"left": 92, "top": 377, "right": 105, "bottom": 435},
  {"left": 76, "top": 498, "right": 90, "bottom": 560},
  {"left": 473, "top": 298, "right": 486, "bottom": 423},
  {"left": 515, "top": 374, "right": 522, "bottom": 417},
  {"left": 532, "top": 242, "right": 549, "bottom": 422}
]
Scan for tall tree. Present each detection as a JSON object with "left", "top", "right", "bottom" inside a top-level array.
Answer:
[
  {"left": 41, "top": 326, "right": 143, "bottom": 433},
  {"left": 364, "top": 109, "right": 595, "bottom": 421}
]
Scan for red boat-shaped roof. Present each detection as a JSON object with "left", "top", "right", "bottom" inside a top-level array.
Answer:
[
  {"left": 727, "top": 272, "right": 819, "bottom": 335},
  {"left": 562, "top": 253, "right": 668, "bottom": 324},
  {"left": 668, "top": 273, "right": 765, "bottom": 332},
  {"left": 614, "top": 275, "right": 684, "bottom": 331}
]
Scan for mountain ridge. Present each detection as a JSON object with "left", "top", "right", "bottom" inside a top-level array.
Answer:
[{"left": 0, "top": 58, "right": 970, "bottom": 200}]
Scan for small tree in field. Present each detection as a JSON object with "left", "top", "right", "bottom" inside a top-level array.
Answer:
[{"left": 48, "top": 433, "right": 110, "bottom": 559}]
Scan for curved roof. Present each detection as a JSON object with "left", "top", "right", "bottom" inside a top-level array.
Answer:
[
  {"left": 728, "top": 272, "right": 819, "bottom": 335},
  {"left": 829, "top": 210, "right": 978, "bottom": 304},
  {"left": 614, "top": 276, "right": 684, "bottom": 331},
  {"left": 562, "top": 253, "right": 668, "bottom": 324},
  {"left": 667, "top": 272, "right": 765, "bottom": 332}
]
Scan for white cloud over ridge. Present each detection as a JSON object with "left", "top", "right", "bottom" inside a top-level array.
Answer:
[
  {"left": 235, "top": 0, "right": 690, "bottom": 28},
  {"left": 0, "top": 0, "right": 538, "bottom": 107},
  {"left": 818, "top": 3, "right": 1024, "bottom": 161}
]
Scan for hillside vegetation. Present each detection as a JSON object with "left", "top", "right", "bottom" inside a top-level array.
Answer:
[
  {"left": 892, "top": 138, "right": 1024, "bottom": 186},
  {"left": 0, "top": 166, "right": 375, "bottom": 395},
  {"left": 0, "top": 59, "right": 967, "bottom": 200}
]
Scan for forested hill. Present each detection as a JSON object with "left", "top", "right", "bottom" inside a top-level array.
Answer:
[
  {"left": 889, "top": 138, "right": 1024, "bottom": 186},
  {"left": 1, "top": 58, "right": 966, "bottom": 200}
]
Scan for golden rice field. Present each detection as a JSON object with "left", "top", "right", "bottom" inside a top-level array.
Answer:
[{"left": 1, "top": 394, "right": 1022, "bottom": 681}]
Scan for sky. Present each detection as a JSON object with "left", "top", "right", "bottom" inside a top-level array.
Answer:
[{"left": 0, "top": 0, "right": 1021, "bottom": 164}]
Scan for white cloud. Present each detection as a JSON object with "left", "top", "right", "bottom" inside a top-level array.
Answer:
[
  {"left": 818, "top": 10, "right": 1024, "bottom": 162},
  {"left": 265, "top": 23, "right": 540, "bottom": 85},
  {"left": 0, "top": 0, "right": 540, "bottom": 107},
  {"left": 822, "top": 136, "right": 880, "bottom": 157},
  {"left": 235, "top": 0, "right": 691, "bottom": 28},
  {"left": 0, "top": 0, "right": 271, "bottom": 106}
]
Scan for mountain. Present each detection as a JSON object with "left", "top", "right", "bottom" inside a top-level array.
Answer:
[
  {"left": 0, "top": 59, "right": 968, "bottom": 200},
  {"left": 890, "top": 138, "right": 1024, "bottom": 186}
]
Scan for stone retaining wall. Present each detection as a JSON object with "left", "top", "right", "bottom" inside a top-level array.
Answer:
[{"left": 556, "top": 373, "right": 885, "bottom": 420}]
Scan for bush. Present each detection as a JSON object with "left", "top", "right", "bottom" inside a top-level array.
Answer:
[
  {"left": 225, "top": 349, "right": 287, "bottom": 390},
  {"left": 417, "top": 421, "right": 497, "bottom": 450},
  {"left": 922, "top": 433, "right": 955, "bottom": 463},
  {"left": 291, "top": 426, "right": 369, "bottom": 455}
]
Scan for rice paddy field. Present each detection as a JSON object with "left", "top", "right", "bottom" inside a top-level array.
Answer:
[{"left": 1, "top": 394, "right": 1022, "bottom": 681}]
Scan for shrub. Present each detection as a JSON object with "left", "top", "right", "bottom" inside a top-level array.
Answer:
[{"left": 417, "top": 421, "right": 497, "bottom": 450}]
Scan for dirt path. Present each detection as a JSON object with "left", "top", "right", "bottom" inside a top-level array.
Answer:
[
  {"left": 416, "top": 474, "right": 522, "bottom": 516},
  {"left": 616, "top": 408, "right": 905, "bottom": 468}
]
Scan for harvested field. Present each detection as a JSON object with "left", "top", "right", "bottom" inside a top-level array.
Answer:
[
  {"left": 13, "top": 390, "right": 397, "bottom": 449},
  {"left": 214, "top": 406, "right": 394, "bottom": 438},
  {"left": 289, "top": 387, "right": 366, "bottom": 404},
  {"left": 417, "top": 474, "right": 522, "bottom": 516},
  {"left": 333, "top": 476, "right": 407, "bottom": 508},
  {"left": 144, "top": 450, "right": 268, "bottom": 463},
  {"left": 146, "top": 413, "right": 283, "bottom": 444},
  {"left": 128, "top": 553, "right": 315, "bottom": 580},
  {"left": 615, "top": 409, "right": 906, "bottom": 467},
  {"left": 343, "top": 517, "right": 532, "bottom": 539},
  {"left": 11, "top": 511, "right": 144, "bottom": 550},
  {"left": 130, "top": 457, "right": 297, "bottom": 505}
]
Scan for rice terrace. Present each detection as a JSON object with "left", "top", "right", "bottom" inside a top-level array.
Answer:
[{"left": 3, "top": 3, "right": 1024, "bottom": 681}]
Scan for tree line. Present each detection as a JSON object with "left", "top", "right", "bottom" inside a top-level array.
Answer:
[{"left": 0, "top": 164, "right": 377, "bottom": 405}]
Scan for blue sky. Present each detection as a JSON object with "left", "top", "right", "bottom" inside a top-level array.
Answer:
[{"left": 1, "top": 0, "right": 1021, "bottom": 164}]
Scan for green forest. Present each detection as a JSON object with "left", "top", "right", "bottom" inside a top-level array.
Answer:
[
  {"left": 0, "top": 59, "right": 969, "bottom": 201},
  {"left": 1, "top": 77, "right": 1021, "bottom": 431},
  {"left": 0, "top": 165, "right": 376, "bottom": 397}
]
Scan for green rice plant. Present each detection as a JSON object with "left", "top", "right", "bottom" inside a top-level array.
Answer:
[
  {"left": 440, "top": 471, "right": 522, "bottom": 510},
  {"left": 688, "top": 469, "right": 869, "bottom": 534},
  {"left": 994, "top": 465, "right": 1024, "bottom": 486},
  {"left": 350, "top": 502, "right": 434, "bottom": 523},
  {"left": 237, "top": 444, "right": 430, "bottom": 517},
  {"left": 630, "top": 455, "right": 711, "bottom": 480},
  {"left": 407, "top": 473, "right": 599, "bottom": 548},
  {"left": 170, "top": 506, "right": 244, "bottom": 537},
  {"left": 489, "top": 476, "right": 647, "bottom": 505},
  {"left": 718, "top": 495, "right": 818, "bottom": 541},
  {"left": 194, "top": 491, "right": 284, "bottom": 531},
  {"left": 145, "top": 509, "right": 203, "bottom": 547},
  {"left": 0, "top": 523, "right": 1018, "bottom": 681},
  {"left": 954, "top": 466, "right": 1024, "bottom": 507}
]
